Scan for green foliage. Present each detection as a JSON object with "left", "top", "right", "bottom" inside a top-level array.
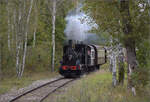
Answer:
[
  {"left": 0, "top": 71, "right": 57, "bottom": 94},
  {"left": 0, "top": 0, "right": 77, "bottom": 94},
  {"left": 0, "top": 0, "right": 76, "bottom": 79},
  {"left": 134, "top": 40, "right": 150, "bottom": 87},
  {"left": 83, "top": 0, "right": 150, "bottom": 86},
  {"left": 51, "top": 69, "right": 150, "bottom": 102},
  {"left": 83, "top": 0, "right": 122, "bottom": 39},
  {"left": 129, "top": 0, "right": 150, "bottom": 45},
  {"left": 83, "top": 0, "right": 150, "bottom": 44}
]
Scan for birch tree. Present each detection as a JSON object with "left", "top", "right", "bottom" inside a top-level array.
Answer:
[
  {"left": 33, "top": 0, "right": 38, "bottom": 48},
  {"left": 46, "top": 0, "right": 76, "bottom": 72},
  {"left": 15, "top": 0, "right": 24, "bottom": 77},
  {"left": 0, "top": 35, "right": 2, "bottom": 80},
  {"left": 109, "top": 38, "right": 113, "bottom": 72},
  {"left": 111, "top": 44, "right": 123, "bottom": 86},
  {"left": 6, "top": 0, "right": 11, "bottom": 51},
  {"left": 0, "top": 2, "right": 2, "bottom": 80},
  {"left": 15, "top": 0, "right": 34, "bottom": 77},
  {"left": 0, "top": 0, "right": 77, "bottom": 79},
  {"left": 21, "top": 0, "right": 34, "bottom": 77},
  {"left": 108, "top": 38, "right": 119, "bottom": 86},
  {"left": 108, "top": 38, "right": 117, "bottom": 86},
  {"left": 51, "top": 0, "right": 56, "bottom": 72},
  {"left": 112, "top": 52, "right": 117, "bottom": 86}
]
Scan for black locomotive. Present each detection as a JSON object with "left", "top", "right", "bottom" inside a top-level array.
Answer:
[{"left": 59, "top": 40, "right": 107, "bottom": 77}]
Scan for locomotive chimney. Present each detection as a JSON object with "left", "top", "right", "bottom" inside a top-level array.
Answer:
[
  {"left": 80, "top": 41, "right": 83, "bottom": 44},
  {"left": 68, "top": 40, "right": 73, "bottom": 47}
]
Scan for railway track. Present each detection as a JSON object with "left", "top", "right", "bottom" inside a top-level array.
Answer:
[{"left": 9, "top": 77, "right": 75, "bottom": 102}]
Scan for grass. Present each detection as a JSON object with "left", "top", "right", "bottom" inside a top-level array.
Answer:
[
  {"left": 53, "top": 64, "right": 150, "bottom": 102},
  {"left": 0, "top": 70, "right": 58, "bottom": 94}
]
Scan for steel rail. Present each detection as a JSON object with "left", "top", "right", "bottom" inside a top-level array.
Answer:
[
  {"left": 9, "top": 77, "right": 64, "bottom": 102},
  {"left": 39, "top": 79, "right": 75, "bottom": 102}
]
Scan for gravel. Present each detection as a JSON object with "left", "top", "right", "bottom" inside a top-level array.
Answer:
[{"left": 0, "top": 75, "right": 62, "bottom": 102}]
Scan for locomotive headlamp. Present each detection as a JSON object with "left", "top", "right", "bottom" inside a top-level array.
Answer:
[
  {"left": 71, "top": 66, "right": 76, "bottom": 70},
  {"left": 62, "top": 66, "right": 67, "bottom": 70}
]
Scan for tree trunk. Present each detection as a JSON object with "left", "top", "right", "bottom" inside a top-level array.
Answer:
[
  {"left": 0, "top": 36, "right": 2, "bottom": 80},
  {"left": 33, "top": 0, "right": 38, "bottom": 48},
  {"left": 6, "top": 0, "right": 11, "bottom": 51},
  {"left": 109, "top": 38, "right": 113, "bottom": 72},
  {"left": 120, "top": 0, "right": 137, "bottom": 95},
  {"left": 148, "top": 0, "right": 150, "bottom": 49},
  {"left": 112, "top": 53, "right": 117, "bottom": 87},
  {"left": 33, "top": 25, "right": 37, "bottom": 48},
  {"left": 16, "top": 0, "right": 22, "bottom": 77},
  {"left": 125, "top": 43, "right": 137, "bottom": 88},
  {"left": 109, "top": 56, "right": 113, "bottom": 72},
  {"left": 20, "top": 0, "right": 33, "bottom": 77},
  {"left": 51, "top": 0, "right": 56, "bottom": 72},
  {"left": 118, "top": 49, "right": 125, "bottom": 84}
]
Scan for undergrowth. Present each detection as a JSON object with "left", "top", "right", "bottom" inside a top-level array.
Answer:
[
  {"left": 0, "top": 71, "right": 58, "bottom": 94},
  {"left": 54, "top": 64, "right": 150, "bottom": 102}
]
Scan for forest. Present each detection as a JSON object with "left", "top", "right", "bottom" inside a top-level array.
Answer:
[
  {"left": 0, "top": 0, "right": 150, "bottom": 102},
  {"left": 0, "top": 0, "right": 76, "bottom": 77}
]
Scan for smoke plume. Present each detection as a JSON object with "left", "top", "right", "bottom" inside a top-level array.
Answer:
[{"left": 64, "top": 5, "right": 93, "bottom": 42}]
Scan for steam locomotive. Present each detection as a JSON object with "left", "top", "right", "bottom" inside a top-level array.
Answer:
[{"left": 59, "top": 40, "right": 107, "bottom": 77}]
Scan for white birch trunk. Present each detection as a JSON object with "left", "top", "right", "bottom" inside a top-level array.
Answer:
[
  {"left": 109, "top": 37, "right": 113, "bottom": 72},
  {"left": 51, "top": 0, "right": 56, "bottom": 72},
  {"left": 6, "top": 0, "right": 11, "bottom": 51},
  {"left": 13, "top": 9, "right": 17, "bottom": 48},
  {"left": 109, "top": 54, "right": 113, "bottom": 72},
  {"left": 148, "top": 0, "right": 150, "bottom": 46},
  {"left": 109, "top": 57, "right": 113, "bottom": 72},
  {"left": 112, "top": 53, "right": 117, "bottom": 86},
  {"left": 20, "top": 0, "right": 33, "bottom": 77},
  {"left": 33, "top": 3, "right": 38, "bottom": 48},
  {"left": 16, "top": 1, "right": 22, "bottom": 77},
  {"left": 7, "top": 1, "right": 11, "bottom": 51},
  {"left": 16, "top": 43, "right": 21, "bottom": 76},
  {"left": 33, "top": 26, "right": 37, "bottom": 48},
  {"left": 0, "top": 36, "right": 2, "bottom": 80},
  {"left": 11, "top": 17, "right": 14, "bottom": 46},
  {"left": 11, "top": 10, "right": 15, "bottom": 46}
]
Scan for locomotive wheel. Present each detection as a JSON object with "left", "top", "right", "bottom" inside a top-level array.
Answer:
[
  {"left": 64, "top": 75, "right": 71, "bottom": 78},
  {"left": 96, "top": 65, "right": 100, "bottom": 70},
  {"left": 81, "top": 69, "right": 84, "bottom": 75},
  {"left": 82, "top": 66, "right": 88, "bottom": 73}
]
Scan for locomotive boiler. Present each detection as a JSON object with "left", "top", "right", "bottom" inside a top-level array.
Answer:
[{"left": 59, "top": 40, "right": 107, "bottom": 77}]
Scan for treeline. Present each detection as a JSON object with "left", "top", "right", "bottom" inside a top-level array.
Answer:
[
  {"left": 0, "top": 0, "right": 76, "bottom": 78},
  {"left": 83, "top": 0, "right": 150, "bottom": 95}
]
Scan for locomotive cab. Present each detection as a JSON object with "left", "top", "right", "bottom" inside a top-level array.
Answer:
[{"left": 87, "top": 45, "right": 96, "bottom": 66}]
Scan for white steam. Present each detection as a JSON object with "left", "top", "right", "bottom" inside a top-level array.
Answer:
[{"left": 64, "top": 7, "right": 94, "bottom": 41}]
